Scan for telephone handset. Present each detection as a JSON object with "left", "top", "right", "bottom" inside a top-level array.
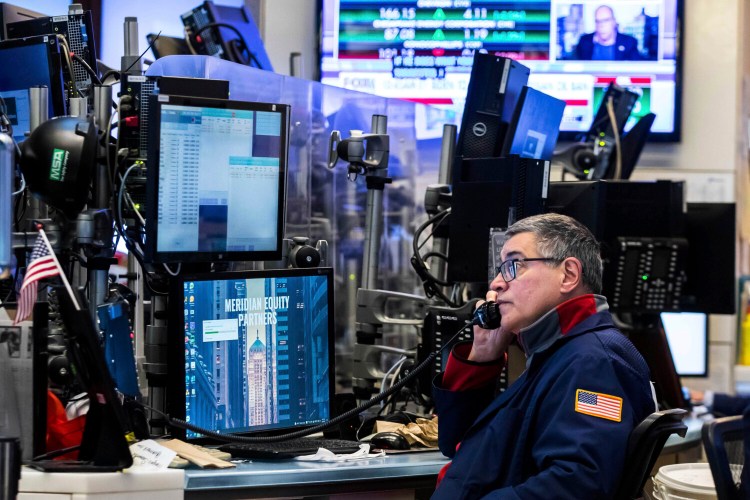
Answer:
[{"left": 472, "top": 301, "right": 501, "bottom": 330}]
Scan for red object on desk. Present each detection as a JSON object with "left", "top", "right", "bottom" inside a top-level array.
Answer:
[{"left": 46, "top": 390, "right": 86, "bottom": 460}]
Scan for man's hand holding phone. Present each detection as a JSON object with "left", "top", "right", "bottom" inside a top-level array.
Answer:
[{"left": 469, "top": 291, "right": 514, "bottom": 362}]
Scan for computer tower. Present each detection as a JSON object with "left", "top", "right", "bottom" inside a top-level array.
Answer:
[
  {"left": 454, "top": 53, "right": 530, "bottom": 170},
  {"left": 681, "top": 203, "right": 736, "bottom": 314},
  {"left": 118, "top": 75, "right": 229, "bottom": 159},
  {"left": 7, "top": 10, "right": 98, "bottom": 101}
]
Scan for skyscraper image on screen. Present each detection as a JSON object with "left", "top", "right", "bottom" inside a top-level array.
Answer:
[{"left": 168, "top": 268, "right": 335, "bottom": 439}]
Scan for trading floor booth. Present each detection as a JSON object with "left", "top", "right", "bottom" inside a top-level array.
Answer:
[{"left": 2, "top": 1, "right": 725, "bottom": 495}]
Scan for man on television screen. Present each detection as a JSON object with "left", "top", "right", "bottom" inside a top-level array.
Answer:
[{"left": 575, "top": 5, "right": 641, "bottom": 61}]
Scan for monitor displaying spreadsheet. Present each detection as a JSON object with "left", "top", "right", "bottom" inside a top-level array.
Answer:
[{"left": 145, "top": 94, "right": 289, "bottom": 264}]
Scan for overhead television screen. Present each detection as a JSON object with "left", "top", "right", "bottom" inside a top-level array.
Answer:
[{"left": 320, "top": 0, "right": 682, "bottom": 141}]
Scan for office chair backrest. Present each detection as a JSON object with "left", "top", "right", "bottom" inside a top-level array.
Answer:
[
  {"left": 614, "top": 408, "right": 688, "bottom": 500},
  {"left": 702, "top": 415, "right": 745, "bottom": 500}
]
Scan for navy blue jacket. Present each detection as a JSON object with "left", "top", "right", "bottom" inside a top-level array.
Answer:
[
  {"left": 432, "top": 295, "right": 655, "bottom": 499},
  {"left": 575, "top": 32, "right": 641, "bottom": 60},
  {"left": 713, "top": 393, "right": 750, "bottom": 417}
]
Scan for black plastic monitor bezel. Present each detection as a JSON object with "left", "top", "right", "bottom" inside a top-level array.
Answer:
[
  {"left": 165, "top": 267, "right": 336, "bottom": 443},
  {"left": 0, "top": 34, "right": 67, "bottom": 119},
  {"left": 145, "top": 93, "right": 289, "bottom": 264}
]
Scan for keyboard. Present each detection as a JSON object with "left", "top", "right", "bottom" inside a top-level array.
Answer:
[{"left": 219, "top": 437, "right": 362, "bottom": 459}]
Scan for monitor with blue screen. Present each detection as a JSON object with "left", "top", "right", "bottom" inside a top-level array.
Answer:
[
  {"left": 660, "top": 311, "right": 708, "bottom": 377},
  {"left": 145, "top": 94, "right": 289, "bottom": 264},
  {"left": 166, "top": 267, "right": 335, "bottom": 440},
  {"left": 0, "top": 35, "right": 67, "bottom": 142},
  {"left": 501, "top": 86, "right": 566, "bottom": 160}
]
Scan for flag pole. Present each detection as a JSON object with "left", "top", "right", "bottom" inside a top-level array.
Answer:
[{"left": 37, "top": 227, "right": 81, "bottom": 311}]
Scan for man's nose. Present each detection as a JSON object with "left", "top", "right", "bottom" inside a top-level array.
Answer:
[{"left": 490, "top": 274, "right": 507, "bottom": 292}]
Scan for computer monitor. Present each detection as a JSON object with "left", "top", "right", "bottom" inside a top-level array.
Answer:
[
  {"left": 546, "top": 180, "right": 685, "bottom": 246},
  {"left": 166, "top": 267, "right": 335, "bottom": 441},
  {"left": 147, "top": 33, "right": 190, "bottom": 59},
  {"left": 0, "top": 3, "right": 47, "bottom": 40},
  {"left": 660, "top": 312, "right": 708, "bottom": 377},
  {"left": 500, "top": 86, "right": 565, "bottom": 160},
  {"left": 587, "top": 83, "right": 638, "bottom": 144},
  {"left": 181, "top": 0, "right": 273, "bottom": 70},
  {"left": 628, "top": 320, "right": 689, "bottom": 410},
  {"left": 0, "top": 35, "right": 67, "bottom": 142},
  {"left": 145, "top": 94, "right": 289, "bottom": 264},
  {"left": 321, "top": 0, "right": 684, "bottom": 141},
  {"left": 602, "top": 112, "right": 656, "bottom": 181},
  {"left": 681, "top": 203, "right": 736, "bottom": 314}
]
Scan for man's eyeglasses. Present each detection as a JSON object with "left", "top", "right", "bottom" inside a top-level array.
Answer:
[{"left": 495, "top": 258, "right": 558, "bottom": 283}]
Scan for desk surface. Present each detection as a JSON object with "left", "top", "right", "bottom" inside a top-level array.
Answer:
[
  {"left": 183, "top": 415, "right": 707, "bottom": 498},
  {"left": 184, "top": 450, "right": 448, "bottom": 498},
  {"left": 662, "top": 414, "right": 706, "bottom": 454}
]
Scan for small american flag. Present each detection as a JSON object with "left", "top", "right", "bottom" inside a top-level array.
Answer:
[
  {"left": 575, "top": 389, "right": 623, "bottom": 422},
  {"left": 14, "top": 232, "right": 60, "bottom": 324}
]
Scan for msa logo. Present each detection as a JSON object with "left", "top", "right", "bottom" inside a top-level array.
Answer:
[
  {"left": 472, "top": 121, "right": 487, "bottom": 137},
  {"left": 49, "top": 148, "right": 69, "bottom": 182}
]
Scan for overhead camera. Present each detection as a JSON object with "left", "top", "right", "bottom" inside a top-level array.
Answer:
[
  {"left": 328, "top": 129, "right": 389, "bottom": 178},
  {"left": 553, "top": 141, "right": 600, "bottom": 179},
  {"left": 278, "top": 236, "right": 328, "bottom": 269}
]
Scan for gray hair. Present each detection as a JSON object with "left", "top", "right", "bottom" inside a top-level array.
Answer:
[{"left": 503, "top": 213, "right": 603, "bottom": 294}]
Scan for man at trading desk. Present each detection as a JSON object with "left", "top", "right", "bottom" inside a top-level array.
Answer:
[
  {"left": 575, "top": 5, "right": 641, "bottom": 61},
  {"left": 431, "top": 213, "right": 656, "bottom": 499}
]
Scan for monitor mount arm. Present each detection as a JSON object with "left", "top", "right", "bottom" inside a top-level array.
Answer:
[
  {"left": 327, "top": 116, "right": 390, "bottom": 292},
  {"left": 330, "top": 117, "right": 422, "bottom": 400},
  {"left": 351, "top": 289, "right": 428, "bottom": 392},
  {"left": 328, "top": 116, "right": 391, "bottom": 291}
]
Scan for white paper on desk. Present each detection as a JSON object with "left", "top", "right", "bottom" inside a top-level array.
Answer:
[
  {"left": 130, "top": 439, "right": 178, "bottom": 469},
  {"left": 294, "top": 444, "right": 385, "bottom": 462}
]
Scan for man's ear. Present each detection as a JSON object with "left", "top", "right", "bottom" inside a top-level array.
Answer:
[{"left": 560, "top": 257, "right": 583, "bottom": 293}]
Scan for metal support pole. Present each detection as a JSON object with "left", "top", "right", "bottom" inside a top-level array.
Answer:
[
  {"left": 0, "top": 134, "right": 12, "bottom": 277},
  {"left": 28, "top": 86, "right": 48, "bottom": 133},
  {"left": 144, "top": 295, "right": 169, "bottom": 432},
  {"left": 360, "top": 114, "right": 387, "bottom": 290},
  {"left": 93, "top": 85, "right": 113, "bottom": 208},
  {"left": 88, "top": 86, "right": 113, "bottom": 315},
  {"left": 431, "top": 124, "right": 456, "bottom": 287},
  {"left": 121, "top": 17, "right": 141, "bottom": 74},
  {"left": 128, "top": 253, "right": 147, "bottom": 392},
  {"left": 27, "top": 86, "right": 49, "bottom": 222},
  {"left": 68, "top": 97, "right": 88, "bottom": 117},
  {"left": 438, "top": 124, "right": 456, "bottom": 185}
]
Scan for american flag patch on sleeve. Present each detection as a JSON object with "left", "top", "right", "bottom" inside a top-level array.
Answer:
[{"left": 575, "top": 389, "right": 623, "bottom": 422}]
